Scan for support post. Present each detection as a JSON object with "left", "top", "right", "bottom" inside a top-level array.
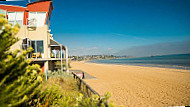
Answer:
[
  {"left": 45, "top": 69, "right": 48, "bottom": 81},
  {"left": 44, "top": 61, "right": 49, "bottom": 73},
  {"left": 60, "top": 45, "right": 63, "bottom": 71},
  {"left": 65, "top": 46, "right": 69, "bottom": 74}
]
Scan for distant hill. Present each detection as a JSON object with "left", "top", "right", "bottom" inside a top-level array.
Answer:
[{"left": 116, "top": 40, "right": 190, "bottom": 57}]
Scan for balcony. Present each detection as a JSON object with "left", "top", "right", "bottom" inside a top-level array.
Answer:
[
  {"left": 27, "top": 18, "right": 37, "bottom": 28},
  {"left": 51, "top": 48, "right": 64, "bottom": 59},
  {"left": 50, "top": 39, "right": 66, "bottom": 59}
]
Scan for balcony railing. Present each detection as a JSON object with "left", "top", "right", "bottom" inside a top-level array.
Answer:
[
  {"left": 28, "top": 18, "right": 37, "bottom": 27},
  {"left": 51, "top": 52, "right": 64, "bottom": 59},
  {"left": 31, "top": 52, "right": 44, "bottom": 58}
]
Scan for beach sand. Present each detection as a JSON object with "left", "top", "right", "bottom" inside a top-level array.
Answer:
[{"left": 70, "top": 61, "right": 190, "bottom": 107}]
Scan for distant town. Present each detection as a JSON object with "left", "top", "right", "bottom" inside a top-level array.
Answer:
[{"left": 69, "top": 55, "right": 133, "bottom": 61}]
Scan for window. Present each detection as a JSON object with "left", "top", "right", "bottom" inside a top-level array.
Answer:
[
  {"left": 0, "top": 9, "right": 6, "bottom": 16},
  {"left": 32, "top": 41, "right": 36, "bottom": 53},
  {"left": 29, "top": 12, "right": 46, "bottom": 27},
  {"left": 37, "top": 41, "right": 44, "bottom": 53},
  {"left": 8, "top": 12, "right": 23, "bottom": 26},
  {"left": 22, "top": 38, "right": 31, "bottom": 50},
  {"left": 31, "top": 40, "right": 44, "bottom": 58}
]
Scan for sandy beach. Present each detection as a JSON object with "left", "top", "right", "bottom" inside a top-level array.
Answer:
[{"left": 70, "top": 61, "right": 190, "bottom": 107}]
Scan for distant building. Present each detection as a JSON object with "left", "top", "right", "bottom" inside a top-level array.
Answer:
[{"left": 0, "top": 0, "right": 69, "bottom": 73}]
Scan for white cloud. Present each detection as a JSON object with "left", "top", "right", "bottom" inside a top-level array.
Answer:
[
  {"left": 108, "top": 48, "right": 113, "bottom": 51},
  {"left": 112, "top": 33, "right": 147, "bottom": 41},
  {"left": 69, "top": 46, "right": 117, "bottom": 56},
  {"left": 92, "top": 47, "right": 98, "bottom": 50}
]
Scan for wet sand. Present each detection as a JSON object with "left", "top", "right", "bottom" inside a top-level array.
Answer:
[{"left": 70, "top": 61, "right": 190, "bottom": 106}]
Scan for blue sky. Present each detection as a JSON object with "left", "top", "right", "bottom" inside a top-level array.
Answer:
[{"left": 1, "top": 0, "right": 190, "bottom": 56}]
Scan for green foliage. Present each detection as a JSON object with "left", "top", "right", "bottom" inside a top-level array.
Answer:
[
  {"left": 54, "top": 60, "right": 71, "bottom": 71},
  {"left": 0, "top": 14, "right": 42, "bottom": 107},
  {"left": 47, "top": 69, "right": 70, "bottom": 78},
  {"left": 32, "top": 76, "right": 114, "bottom": 107}
]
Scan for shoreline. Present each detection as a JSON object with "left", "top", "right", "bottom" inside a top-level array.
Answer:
[
  {"left": 70, "top": 61, "right": 190, "bottom": 106},
  {"left": 86, "top": 60, "right": 190, "bottom": 70}
]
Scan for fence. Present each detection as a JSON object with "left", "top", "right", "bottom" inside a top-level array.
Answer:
[{"left": 72, "top": 72, "right": 108, "bottom": 107}]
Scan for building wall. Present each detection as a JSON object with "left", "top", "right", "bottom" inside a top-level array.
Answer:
[
  {"left": 1, "top": 1, "right": 53, "bottom": 58},
  {"left": 0, "top": 1, "right": 53, "bottom": 25},
  {"left": 27, "top": 1, "right": 53, "bottom": 25},
  {"left": 0, "top": 5, "right": 27, "bottom": 25},
  {"left": 10, "top": 25, "right": 51, "bottom": 59},
  {"left": 0, "top": 1, "right": 63, "bottom": 72},
  {"left": 27, "top": 25, "right": 50, "bottom": 58}
]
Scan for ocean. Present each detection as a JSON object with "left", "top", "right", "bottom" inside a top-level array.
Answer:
[{"left": 89, "top": 54, "right": 190, "bottom": 70}]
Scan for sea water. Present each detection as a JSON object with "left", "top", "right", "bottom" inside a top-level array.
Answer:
[{"left": 89, "top": 54, "right": 190, "bottom": 70}]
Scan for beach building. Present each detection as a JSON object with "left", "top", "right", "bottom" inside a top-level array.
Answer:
[{"left": 0, "top": 0, "right": 69, "bottom": 73}]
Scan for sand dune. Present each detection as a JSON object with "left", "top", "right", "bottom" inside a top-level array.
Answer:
[{"left": 70, "top": 61, "right": 190, "bottom": 107}]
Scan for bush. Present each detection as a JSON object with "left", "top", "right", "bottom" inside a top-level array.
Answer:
[
  {"left": 33, "top": 75, "right": 115, "bottom": 107},
  {"left": 0, "top": 14, "right": 43, "bottom": 106}
]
